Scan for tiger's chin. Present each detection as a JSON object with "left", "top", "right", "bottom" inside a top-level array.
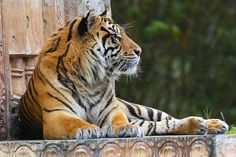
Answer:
[
  {"left": 115, "top": 63, "right": 139, "bottom": 76},
  {"left": 121, "top": 66, "right": 138, "bottom": 75},
  {"left": 112, "top": 57, "right": 140, "bottom": 78}
]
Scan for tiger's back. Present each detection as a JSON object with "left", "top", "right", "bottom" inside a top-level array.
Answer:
[{"left": 19, "top": 16, "right": 86, "bottom": 139}]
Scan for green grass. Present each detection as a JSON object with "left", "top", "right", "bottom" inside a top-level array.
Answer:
[{"left": 225, "top": 126, "right": 236, "bottom": 134}]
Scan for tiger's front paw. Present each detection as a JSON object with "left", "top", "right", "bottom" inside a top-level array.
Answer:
[
  {"left": 75, "top": 125, "right": 101, "bottom": 139},
  {"left": 104, "top": 124, "right": 144, "bottom": 138},
  {"left": 179, "top": 116, "right": 208, "bottom": 135},
  {"left": 207, "top": 119, "right": 228, "bottom": 134}
]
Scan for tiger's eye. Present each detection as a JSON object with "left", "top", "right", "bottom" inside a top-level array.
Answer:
[{"left": 114, "top": 34, "right": 122, "bottom": 42}]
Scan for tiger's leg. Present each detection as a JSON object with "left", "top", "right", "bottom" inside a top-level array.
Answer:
[
  {"left": 43, "top": 110, "right": 100, "bottom": 139},
  {"left": 97, "top": 103, "right": 144, "bottom": 138},
  {"left": 129, "top": 117, "right": 208, "bottom": 135},
  {"left": 118, "top": 98, "right": 228, "bottom": 134}
]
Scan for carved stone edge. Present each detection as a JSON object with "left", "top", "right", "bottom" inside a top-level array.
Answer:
[
  {"left": 215, "top": 134, "right": 236, "bottom": 157},
  {"left": 0, "top": 135, "right": 220, "bottom": 156}
]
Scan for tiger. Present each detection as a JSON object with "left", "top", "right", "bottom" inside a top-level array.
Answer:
[{"left": 19, "top": 10, "right": 228, "bottom": 140}]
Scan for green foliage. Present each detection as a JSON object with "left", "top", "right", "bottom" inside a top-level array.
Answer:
[
  {"left": 226, "top": 126, "right": 236, "bottom": 134},
  {"left": 112, "top": 0, "right": 236, "bottom": 124}
]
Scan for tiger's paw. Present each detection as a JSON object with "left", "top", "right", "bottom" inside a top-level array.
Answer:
[
  {"left": 178, "top": 116, "right": 208, "bottom": 135},
  {"left": 207, "top": 119, "right": 228, "bottom": 134},
  {"left": 75, "top": 125, "right": 101, "bottom": 139},
  {"left": 103, "top": 124, "right": 144, "bottom": 138}
]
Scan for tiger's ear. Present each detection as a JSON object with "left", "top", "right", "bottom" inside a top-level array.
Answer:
[{"left": 78, "top": 9, "right": 99, "bottom": 36}]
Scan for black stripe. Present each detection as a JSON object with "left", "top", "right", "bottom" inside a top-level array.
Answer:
[
  {"left": 21, "top": 96, "right": 41, "bottom": 127},
  {"left": 28, "top": 83, "right": 41, "bottom": 109},
  {"left": 31, "top": 78, "right": 38, "bottom": 96},
  {"left": 118, "top": 62, "right": 127, "bottom": 70},
  {"left": 152, "top": 121, "right": 156, "bottom": 135},
  {"left": 50, "top": 33, "right": 57, "bottom": 37},
  {"left": 25, "top": 91, "right": 41, "bottom": 121},
  {"left": 137, "top": 106, "right": 141, "bottom": 116},
  {"left": 91, "top": 66, "right": 98, "bottom": 81},
  {"left": 98, "top": 95, "right": 113, "bottom": 116},
  {"left": 147, "top": 108, "right": 154, "bottom": 121},
  {"left": 67, "top": 19, "right": 77, "bottom": 42},
  {"left": 173, "top": 121, "right": 176, "bottom": 129},
  {"left": 101, "top": 26, "right": 110, "bottom": 33},
  {"left": 102, "top": 34, "right": 112, "bottom": 48},
  {"left": 114, "top": 59, "right": 123, "bottom": 67},
  {"left": 91, "top": 86, "right": 109, "bottom": 108},
  {"left": 111, "top": 36, "right": 116, "bottom": 44},
  {"left": 74, "top": 95, "right": 87, "bottom": 112},
  {"left": 43, "top": 108, "right": 68, "bottom": 113},
  {"left": 147, "top": 122, "right": 154, "bottom": 135},
  {"left": 45, "top": 37, "right": 61, "bottom": 53},
  {"left": 139, "top": 119, "right": 145, "bottom": 126},
  {"left": 43, "top": 74, "right": 71, "bottom": 103},
  {"left": 47, "top": 92, "right": 77, "bottom": 114},
  {"left": 21, "top": 96, "right": 34, "bottom": 122},
  {"left": 90, "top": 49, "right": 98, "bottom": 58},
  {"left": 166, "top": 117, "right": 170, "bottom": 129},
  {"left": 90, "top": 50, "right": 104, "bottom": 68},
  {"left": 118, "top": 99, "right": 144, "bottom": 119},
  {"left": 104, "top": 45, "right": 119, "bottom": 56},
  {"left": 19, "top": 98, "right": 43, "bottom": 138},
  {"left": 78, "top": 74, "right": 88, "bottom": 83},
  {"left": 168, "top": 115, "right": 172, "bottom": 120},
  {"left": 57, "top": 44, "right": 78, "bottom": 94},
  {"left": 130, "top": 120, "right": 139, "bottom": 125},
  {"left": 99, "top": 106, "right": 117, "bottom": 127},
  {"left": 111, "top": 46, "right": 121, "bottom": 58},
  {"left": 35, "top": 67, "right": 46, "bottom": 86},
  {"left": 157, "top": 111, "right": 162, "bottom": 121}
]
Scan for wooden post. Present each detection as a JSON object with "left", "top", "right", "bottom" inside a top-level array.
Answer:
[{"left": 0, "top": 0, "right": 10, "bottom": 139}]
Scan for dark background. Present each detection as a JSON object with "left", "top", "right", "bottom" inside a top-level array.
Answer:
[{"left": 112, "top": 0, "right": 236, "bottom": 124}]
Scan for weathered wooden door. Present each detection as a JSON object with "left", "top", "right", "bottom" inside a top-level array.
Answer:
[{"left": 0, "top": 0, "right": 111, "bottom": 140}]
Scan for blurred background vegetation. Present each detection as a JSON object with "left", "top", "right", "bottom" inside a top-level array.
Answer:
[{"left": 111, "top": 0, "right": 236, "bottom": 124}]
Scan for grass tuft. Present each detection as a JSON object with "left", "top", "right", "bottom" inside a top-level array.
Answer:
[{"left": 225, "top": 125, "right": 236, "bottom": 134}]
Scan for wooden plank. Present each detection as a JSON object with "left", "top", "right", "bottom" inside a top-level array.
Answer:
[
  {"left": 7, "top": 0, "right": 26, "bottom": 55},
  {"left": 42, "top": 0, "right": 57, "bottom": 43},
  {"left": 25, "top": 0, "right": 43, "bottom": 55},
  {"left": 0, "top": 0, "right": 10, "bottom": 139}
]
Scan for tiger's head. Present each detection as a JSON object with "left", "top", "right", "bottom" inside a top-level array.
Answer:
[
  {"left": 75, "top": 11, "right": 142, "bottom": 81},
  {"left": 77, "top": 10, "right": 142, "bottom": 80},
  {"left": 41, "top": 10, "right": 142, "bottom": 85}
]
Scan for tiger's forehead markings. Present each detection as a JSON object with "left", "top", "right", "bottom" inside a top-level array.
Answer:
[
  {"left": 100, "top": 26, "right": 110, "bottom": 34},
  {"left": 102, "top": 17, "right": 113, "bottom": 23}
]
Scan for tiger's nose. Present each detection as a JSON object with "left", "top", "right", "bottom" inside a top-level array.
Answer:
[{"left": 134, "top": 47, "right": 142, "bottom": 57}]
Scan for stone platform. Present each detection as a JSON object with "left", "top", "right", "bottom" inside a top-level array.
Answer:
[{"left": 0, "top": 135, "right": 235, "bottom": 157}]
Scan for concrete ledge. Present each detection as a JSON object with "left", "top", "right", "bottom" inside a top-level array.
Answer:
[{"left": 0, "top": 135, "right": 235, "bottom": 157}]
